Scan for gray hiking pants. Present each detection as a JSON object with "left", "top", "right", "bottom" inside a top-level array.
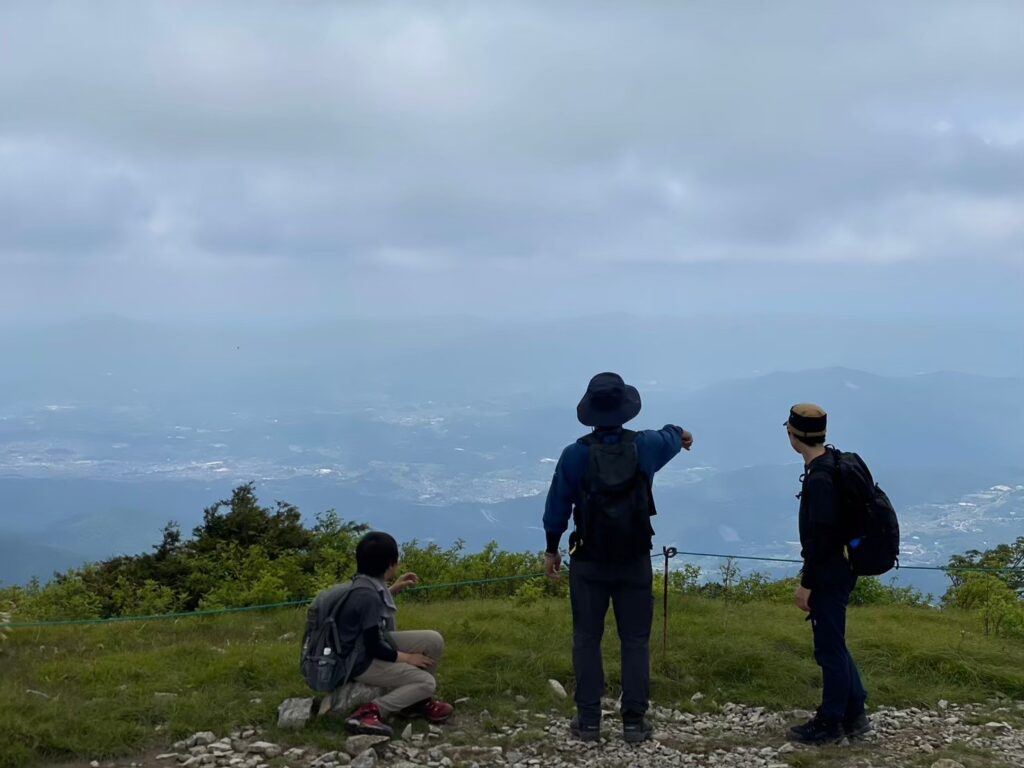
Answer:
[{"left": 354, "top": 629, "right": 445, "bottom": 715}]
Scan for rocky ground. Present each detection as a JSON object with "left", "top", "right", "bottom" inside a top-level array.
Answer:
[{"left": 66, "top": 699, "right": 1024, "bottom": 768}]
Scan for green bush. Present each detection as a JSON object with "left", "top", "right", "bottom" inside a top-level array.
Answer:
[
  {"left": 2, "top": 484, "right": 1015, "bottom": 638},
  {"left": 944, "top": 573, "right": 1024, "bottom": 637},
  {"left": 14, "top": 570, "right": 104, "bottom": 621},
  {"left": 399, "top": 539, "right": 560, "bottom": 601},
  {"left": 946, "top": 536, "right": 1024, "bottom": 597},
  {"left": 110, "top": 577, "right": 178, "bottom": 616},
  {"left": 850, "top": 576, "right": 930, "bottom": 607}
]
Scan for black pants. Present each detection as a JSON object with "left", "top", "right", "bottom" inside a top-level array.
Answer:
[
  {"left": 569, "top": 556, "right": 653, "bottom": 724},
  {"left": 810, "top": 578, "right": 867, "bottom": 722}
]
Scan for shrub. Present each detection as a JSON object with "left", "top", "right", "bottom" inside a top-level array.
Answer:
[
  {"left": 946, "top": 536, "right": 1024, "bottom": 596},
  {"left": 1, "top": 484, "right": 1014, "bottom": 637},
  {"left": 944, "top": 573, "right": 1023, "bottom": 637},
  {"left": 850, "top": 577, "right": 930, "bottom": 607},
  {"left": 15, "top": 569, "right": 104, "bottom": 621}
]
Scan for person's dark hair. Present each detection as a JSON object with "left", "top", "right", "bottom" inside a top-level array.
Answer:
[
  {"left": 793, "top": 433, "right": 826, "bottom": 447},
  {"left": 356, "top": 532, "right": 400, "bottom": 577}
]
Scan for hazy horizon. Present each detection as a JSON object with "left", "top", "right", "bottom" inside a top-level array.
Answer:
[{"left": 2, "top": 2, "right": 1022, "bottom": 593}]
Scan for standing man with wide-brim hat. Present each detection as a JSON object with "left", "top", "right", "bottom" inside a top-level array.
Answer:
[{"left": 544, "top": 372, "right": 693, "bottom": 744}]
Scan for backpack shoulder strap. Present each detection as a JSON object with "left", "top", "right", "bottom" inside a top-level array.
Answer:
[
  {"left": 317, "top": 579, "right": 376, "bottom": 628},
  {"left": 804, "top": 447, "right": 840, "bottom": 477}
]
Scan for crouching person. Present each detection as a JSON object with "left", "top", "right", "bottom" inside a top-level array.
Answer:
[{"left": 303, "top": 532, "right": 453, "bottom": 736}]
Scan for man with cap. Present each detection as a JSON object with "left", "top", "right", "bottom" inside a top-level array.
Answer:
[
  {"left": 544, "top": 372, "right": 693, "bottom": 744},
  {"left": 785, "top": 404, "right": 869, "bottom": 745}
]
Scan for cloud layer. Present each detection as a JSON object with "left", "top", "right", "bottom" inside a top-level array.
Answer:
[{"left": 2, "top": 1, "right": 1022, "bottom": 319}]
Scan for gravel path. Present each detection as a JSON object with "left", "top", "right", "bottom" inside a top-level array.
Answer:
[{"left": 67, "top": 699, "right": 1024, "bottom": 768}]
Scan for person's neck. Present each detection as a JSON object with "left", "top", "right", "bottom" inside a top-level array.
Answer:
[{"left": 799, "top": 444, "right": 828, "bottom": 466}]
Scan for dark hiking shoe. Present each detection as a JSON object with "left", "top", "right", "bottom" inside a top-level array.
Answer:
[
  {"left": 622, "top": 716, "right": 653, "bottom": 744},
  {"left": 569, "top": 717, "right": 600, "bottom": 742},
  {"left": 843, "top": 712, "right": 872, "bottom": 738},
  {"left": 346, "top": 703, "right": 393, "bottom": 736},
  {"left": 787, "top": 713, "right": 844, "bottom": 745}
]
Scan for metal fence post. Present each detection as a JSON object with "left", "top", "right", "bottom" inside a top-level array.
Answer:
[{"left": 662, "top": 546, "right": 677, "bottom": 658}]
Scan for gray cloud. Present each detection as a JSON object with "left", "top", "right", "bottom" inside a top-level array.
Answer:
[{"left": 1, "top": 1, "right": 1022, "bottom": 319}]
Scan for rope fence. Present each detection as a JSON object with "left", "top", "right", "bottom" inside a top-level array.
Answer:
[{"left": 4, "top": 548, "right": 1021, "bottom": 630}]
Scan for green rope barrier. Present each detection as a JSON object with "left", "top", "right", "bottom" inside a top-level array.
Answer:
[
  {"left": 406, "top": 571, "right": 546, "bottom": 592},
  {"left": 671, "top": 549, "right": 1024, "bottom": 573},
  {"left": 3, "top": 571, "right": 550, "bottom": 629},
  {"left": 4, "top": 599, "right": 311, "bottom": 629},
  {"left": 4, "top": 550, "right": 1019, "bottom": 630}
]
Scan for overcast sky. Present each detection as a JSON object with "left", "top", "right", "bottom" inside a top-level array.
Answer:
[{"left": 2, "top": 1, "right": 1023, "bottom": 323}]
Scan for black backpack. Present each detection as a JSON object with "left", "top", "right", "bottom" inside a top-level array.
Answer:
[
  {"left": 827, "top": 447, "right": 901, "bottom": 576},
  {"left": 570, "top": 430, "right": 656, "bottom": 562},
  {"left": 299, "top": 580, "right": 373, "bottom": 692}
]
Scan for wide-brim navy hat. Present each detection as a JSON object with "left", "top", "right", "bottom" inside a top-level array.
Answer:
[{"left": 577, "top": 372, "right": 642, "bottom": 428}]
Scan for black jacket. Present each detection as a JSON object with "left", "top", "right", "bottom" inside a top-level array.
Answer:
[{"left": 798, "top": 453, "right": 852, "bottom": 591}]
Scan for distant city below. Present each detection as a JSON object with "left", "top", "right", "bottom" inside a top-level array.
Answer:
[{"left": 2, "top": 316, "right": 1021, "bottom": 599}]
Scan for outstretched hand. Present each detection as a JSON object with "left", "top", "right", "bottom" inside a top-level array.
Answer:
[
  {"left": 680, "top": 429, "right": 694, "bottom": 451},
  {"left": 389, "top": 572, "right": 420, "bottom": 595}
]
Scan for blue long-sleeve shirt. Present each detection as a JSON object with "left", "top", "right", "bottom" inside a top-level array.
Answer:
[{"left": 543, "top": 425, "right": 685, "bottom": 553}]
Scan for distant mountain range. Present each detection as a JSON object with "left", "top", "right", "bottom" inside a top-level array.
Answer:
[
  {"left": 2, "top": 313, "right": 1022, "bottom": 411},
  {"left": 1, "top": 354, "right": 1021, "bottom": 590}
]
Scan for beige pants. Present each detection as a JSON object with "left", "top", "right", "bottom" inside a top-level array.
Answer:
[{"left": 355, "top": 629, "right": 445, "bottom": 715}]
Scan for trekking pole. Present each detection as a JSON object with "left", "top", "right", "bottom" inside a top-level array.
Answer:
[{"left": 662, "top": 546, "right": 677, "bottom": 658}]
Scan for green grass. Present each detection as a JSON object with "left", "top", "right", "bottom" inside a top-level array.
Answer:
[{"left": 1, "top": 596, "right": 1022, "bottom": 767}]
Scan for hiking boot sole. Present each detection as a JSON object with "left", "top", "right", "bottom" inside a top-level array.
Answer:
[
  {"left": 844, "top": 720, "right": 873, "bottom": 739},
  {"left": 623, "top": 729, "right": 652, "bottom": 744},
  {"left": 786, "top": 729, "right": 844, "bottom": 745},
  {"left": 346, "top": 722, "right": 393, "bottom": 737},
  {"left": 399, "top": 709, "right": 450, "bottom": 723}
]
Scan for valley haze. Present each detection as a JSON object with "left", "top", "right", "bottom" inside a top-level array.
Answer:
[{"left": 1, "top": 314, "right": 1021, "bottom": 600}]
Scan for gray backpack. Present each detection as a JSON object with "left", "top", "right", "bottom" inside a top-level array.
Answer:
[{"left": 300, "top": 580, "right": 374, "bottom": 692}]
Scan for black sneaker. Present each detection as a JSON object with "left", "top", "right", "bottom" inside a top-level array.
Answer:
[
  {"left": 787, "top": 713, "right": 844, "bottom": 745},
  {"left": 622, "top": 716, "right": 653, "bottom": 744},
  {"left": 569, "top": 716, "right": 600, "bottom": 743},
  {"left": 843, "top": 712, "right": 872, "bottom": 738}
]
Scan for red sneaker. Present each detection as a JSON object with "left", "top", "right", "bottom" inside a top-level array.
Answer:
[
  {"left": 422, "top": 699, "right": 454, "bottom": 724},
  {"left": 346, "top": 703, "right": 393, "bottom": 736}
]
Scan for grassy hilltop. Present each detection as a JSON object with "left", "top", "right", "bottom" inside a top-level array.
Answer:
[
  {"left": 1, "top": 484, "right": 1021, "bottom": 766},
  {"left": 2, "top": 594, "right": 1024, "bottom": 767}
]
